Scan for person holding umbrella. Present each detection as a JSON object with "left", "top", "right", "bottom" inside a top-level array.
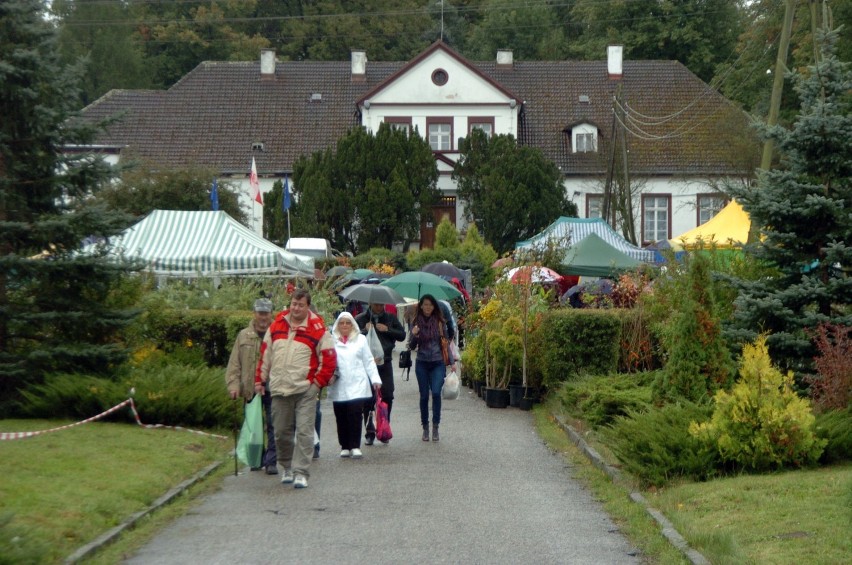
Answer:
[
  {"left": 408, "top": 294, "right": 454, "bottom": 442},
  {"left": 355, "top": 302, "right": 405, "bottom": 444}
]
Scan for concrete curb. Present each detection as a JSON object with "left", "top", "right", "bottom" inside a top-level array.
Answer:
[
  {"left": 555, "top": 416, "right": 711, "bottom": 565},
  {"left": 64, "top": 460, "right": 224, "bottom": 564}
]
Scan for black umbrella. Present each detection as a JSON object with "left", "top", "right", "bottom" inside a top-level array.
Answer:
[
  {"left": 338, "top": 284, "right": 406, "bottom": 306},
  {"left": 326, "top": 266, "right": 352, "bottom": 278},
  {"left": 421, "top": 261, "right": 463, "bottom": 280}
]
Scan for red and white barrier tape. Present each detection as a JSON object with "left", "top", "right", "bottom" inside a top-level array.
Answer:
[{"left": 0, "top": 398, "right": 227, "bottom": 441}]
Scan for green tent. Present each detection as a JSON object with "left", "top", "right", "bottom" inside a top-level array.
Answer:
[{"left": 562, "top": 233, "right": 643, "bottom": 277}]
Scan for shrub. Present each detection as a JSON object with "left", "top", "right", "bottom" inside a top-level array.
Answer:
[
  {"left": 814, "top": 407, "right": 852, "bottom": 464},
  {"left": 19, "top": 352, "right": 233, "bottom": 429},
  {"left": 538, "top": 309, "right": 621, "bottom": 387},
  {"left": 558, "top": 372, "right": 653, "bottom": 428},
  {"left": 653, "top": 253, "right": 734, "bottom": 404},
  {"left": 690, "top": 335, "right": 826, "bottom": 471},
  {"left": 805, "top": 323, "right": 851, "bottom": 411},
  {"left": 602, "top": 401, "right": 718, "bottom": 487}
]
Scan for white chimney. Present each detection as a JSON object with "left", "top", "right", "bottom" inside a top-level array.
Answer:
[
  {"left": 260, "top": 49, "right": 276, "bottom": 78},
  {"left": 496, "top": 49, "right": 513, "bottom": 69},
  {"left": 351, "top": 50, "right": 367, "bottom": 83},
  {"left": 607, "top": 45, "right": 623, "bottom": 78}
]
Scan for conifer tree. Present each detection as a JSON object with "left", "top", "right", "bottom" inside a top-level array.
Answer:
[
  {"left": 0, "top": 0, "right": 139, "bottom": 413},
  {"left": 725, "top": 30, "right": 852, "bottom": 372}
]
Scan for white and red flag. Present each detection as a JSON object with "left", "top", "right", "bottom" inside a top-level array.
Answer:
[{"left": 250, "top": 157, "right": 263, "bottom": 205}]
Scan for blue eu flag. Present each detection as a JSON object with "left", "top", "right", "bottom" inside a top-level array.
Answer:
[
  {"left": 283, "top": 175, "right": 291, "bottom": 212},
  {"left": 210, "top": 178, "right": 219, "bottom": 211}
]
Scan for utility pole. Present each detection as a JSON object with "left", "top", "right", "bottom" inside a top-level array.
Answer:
[
  {"left": 602, "top": 97, "right": 618, "bottom": 226},
  {"left": 760, "top": 0, "right": 797, "bottom": 171}
]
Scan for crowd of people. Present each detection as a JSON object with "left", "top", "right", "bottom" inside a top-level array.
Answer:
[{"left": 225, "top": 289, "right": 456, "bottom": 489}]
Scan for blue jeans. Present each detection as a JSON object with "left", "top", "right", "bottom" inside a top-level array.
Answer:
[{"left": 415, "top": 359, "right": 445, "bottom": 427}]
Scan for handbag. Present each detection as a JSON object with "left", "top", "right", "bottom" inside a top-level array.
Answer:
[
  {"left": 398, "top": 349, "right": 412, "bottom": 381},
  {"left": 439, "top": 324, "right": 450, "bottom": 366},
  {"left": 236, "top": 394, "right": 263, "bottom": 468},
  {"left": 443, "top": 369, "right": 460, "bottom": 400},
  {"left": 367, "top": 326, "right": 385, "bottom": 367},
  {"left": 375, "top": 389, "right": 393, "bottom": 443}
]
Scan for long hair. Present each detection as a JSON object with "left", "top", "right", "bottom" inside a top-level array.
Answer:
[{"left": 416, "top": 294, "right": 445, "bottom": 342}]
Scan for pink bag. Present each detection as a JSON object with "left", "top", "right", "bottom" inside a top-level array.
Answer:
[{"left": 375, "top": 389, "right": 393, "bottom": 443}]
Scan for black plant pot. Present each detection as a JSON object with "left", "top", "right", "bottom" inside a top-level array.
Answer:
[
  {"left": 484, "top": 387, "right": 510, "bottom": 409},
  {"left": 518, "top": 396, "right": 535, "bottom": 411},
  {"left": 473, "top": 380, "right": 484, "bottom": 396},
  {"left": 509, "top": 384, "right": 524, "bottom": 407}
]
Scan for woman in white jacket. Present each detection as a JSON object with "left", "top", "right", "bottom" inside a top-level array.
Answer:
[{"left": 327, "top": 312, "right": 382, "bottom": 459}]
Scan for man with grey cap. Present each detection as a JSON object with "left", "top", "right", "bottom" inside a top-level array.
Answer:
[{"left": 226, "top": 297, "right": 277, "bottom": 473}]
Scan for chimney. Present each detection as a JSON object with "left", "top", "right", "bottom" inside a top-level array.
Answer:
[
  {"left": 351, "top": 50, "right": 367, "bottom": 83},
  {"left": 607, "top": 45, "right": 623, "bottom": 79},
  {"left": 260, "top": 49, "right": 276, "bottom": 79},
  {"left": 496, "top": 49, "right": 513, "bottom": 69}
]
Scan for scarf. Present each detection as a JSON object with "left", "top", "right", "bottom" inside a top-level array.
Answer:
[{"left": 416, "top": 311, "right": 440, "bottom": 342}]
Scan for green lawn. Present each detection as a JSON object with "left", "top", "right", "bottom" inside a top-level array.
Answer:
[{"left": 0, "top": 419, "right": 230, "bottom": 564}]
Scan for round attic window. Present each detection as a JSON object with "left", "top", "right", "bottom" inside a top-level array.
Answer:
[{"left": 431, "top": 68, "right": 448, "bottom": 86}]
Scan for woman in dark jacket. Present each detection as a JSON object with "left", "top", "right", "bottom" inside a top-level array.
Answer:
[{"left": 408, "top": 294, "right": 454, "bottom": 442}]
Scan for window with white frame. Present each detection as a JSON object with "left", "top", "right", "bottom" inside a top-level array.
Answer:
[
  {"left": 469, "top": 119, "right": 493, "bottom": 138},
  {"left": 572, "top": 124, "right": 597, "bottom": 153},
  {"left": 642, "top": 194, "right": 670, "bottom": 243},
  {"left": 697, "top": 193, "right": 728, "bottom": 225},
  {"left": 586, "top": 195, "right": 603, "bottom": 219},
  {"left": 384, "top": 117, "right": 411, "bottom": 136},
  {"left": 427, "top": 120, "right": 452, "bottom": 151}
]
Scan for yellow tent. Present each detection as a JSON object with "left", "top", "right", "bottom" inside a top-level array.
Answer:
[{"left": 670, "top": 200, "right": 751, "bottom": 250}]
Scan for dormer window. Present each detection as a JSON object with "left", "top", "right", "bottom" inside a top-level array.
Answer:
[{"left": 572, "top": 123, "right": 598, "bottom": 153}]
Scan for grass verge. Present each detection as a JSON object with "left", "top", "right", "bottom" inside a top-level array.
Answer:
[{"left": 0, "top": 419, "right": 231, "bottom": 564}]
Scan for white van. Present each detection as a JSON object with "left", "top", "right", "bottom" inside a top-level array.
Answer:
[{"left": 284, "top": 238, "right": 338, "bottom": 259}]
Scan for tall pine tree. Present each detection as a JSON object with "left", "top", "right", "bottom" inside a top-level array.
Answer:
[
  {"left": 0, "top": 0, "right": 139, "bottom": 413},
  {"left": 725, "top": 29, "right": 852, "bottom": 372}
]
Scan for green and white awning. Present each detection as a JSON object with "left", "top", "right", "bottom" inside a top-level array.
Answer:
[{"left": 107, "top": 210, "right": 313, "bottom": 276}]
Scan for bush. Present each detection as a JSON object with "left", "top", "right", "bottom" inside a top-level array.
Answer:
[
  {"left": 538, "top": 309, "right": 621, "bottom": 387},
  {"left": 814, "top": 407, "right": 852, "bottom": 464},
  {"left": 690, "top": 335, "right": 826, "bottom": 471},
  {"left": 602, "top": 401, "right": 719, "bottom": 487},
  {"left": 805, "top": 323, "right": 851, "bottom": 411},
  {"left": 138, "top": 309, "right": 251, "bottom": 367},
  {"left": 557, "top": 372, "right": 654, "bottom": 428},
  {"left": 19, "top": 351, "right": 233, "bottom": 429}
]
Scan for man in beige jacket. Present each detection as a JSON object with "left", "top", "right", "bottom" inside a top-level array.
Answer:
[{"left": 226, "top": 298, "right": 277, "bottom": 474}]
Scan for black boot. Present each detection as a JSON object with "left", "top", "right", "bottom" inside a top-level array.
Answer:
[
  {"left": 432, "top": 424, "right": 439, "bottom": 442},
  {"left": 422, "top": 425, "right": 429, "bottom": 442}
]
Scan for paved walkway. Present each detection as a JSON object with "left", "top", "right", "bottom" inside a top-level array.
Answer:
[{"left": 127, "top": 350, "right": 642, "bottom": 564}]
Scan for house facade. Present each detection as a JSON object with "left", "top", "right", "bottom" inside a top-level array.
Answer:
[{"left": 80, "top": 41, "right": 757, "bottom": 248}]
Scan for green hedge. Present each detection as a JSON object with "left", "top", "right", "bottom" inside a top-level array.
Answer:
[
  {"left": 538, "top": 309, "right": 622, "bottom": 387},
  {"left": 142, "top": 309, "right": 252, "bottom": 367}
]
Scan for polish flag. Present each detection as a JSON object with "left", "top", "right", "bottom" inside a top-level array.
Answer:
[{"left": 250, "top": 157, "right": 263, "bottom": 205}]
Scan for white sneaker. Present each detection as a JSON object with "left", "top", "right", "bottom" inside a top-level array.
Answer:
[
  {"left": 351, "top": 448, "right": 363, "bottom": 459},
  {"left": 339, "top": 449, "right": 351, "bottom": 458},
  {"left": 293, "top": 474, "right": 308, "bottom": 488},
  {"left": 280, "top": 469, "right": 294, "bottom": 484}
]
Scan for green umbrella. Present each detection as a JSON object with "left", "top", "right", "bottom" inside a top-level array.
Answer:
[
  {"left": 380, "top": 271, "right": 462, "bottom": 301},
  {"left": 344, "top": 268, "right": 375, "bottom": 282}
]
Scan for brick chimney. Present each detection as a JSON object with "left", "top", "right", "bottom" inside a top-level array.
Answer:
[
  {"left": 351, "top": 50, "right": 367, "bottom": 83},
  {"left": 496, "top": 49, "right": 513, "bottom": 69},
  {"left": 260, "top": 49, "right": 276, "bottom": 79},
  {"left": 607, "top": 45, "right": 623, "bottom": 79}
]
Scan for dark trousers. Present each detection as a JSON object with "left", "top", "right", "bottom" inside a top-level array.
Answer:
[
  {"left": 364, "top": 359, "right": 394, "bottom": 439},
  {"left": 261, "top": 387, "right": 276, "bottom": 468},
  {"left": 334, "top": 399, "right": 367, "bottom": 450}
]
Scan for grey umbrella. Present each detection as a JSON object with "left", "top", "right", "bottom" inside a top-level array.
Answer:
[{"left": 338, "top": 283, "right": 406, "bottom": 306}]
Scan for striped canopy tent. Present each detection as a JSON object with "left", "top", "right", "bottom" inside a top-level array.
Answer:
[
  {"left": 515, "top": 217, "right": 655, "bottom": 263},
  {"left": 103, "top": 210, "right": 314, "bottom": 276}
]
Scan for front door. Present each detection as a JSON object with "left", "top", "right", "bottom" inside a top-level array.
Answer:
[{"left": 420, "top": 196, "right": 456, "bottom": 249}]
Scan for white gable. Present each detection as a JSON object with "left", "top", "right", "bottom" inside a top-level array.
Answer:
[{"left": 368, "top": 50, "right": 510, "bottom": 106}]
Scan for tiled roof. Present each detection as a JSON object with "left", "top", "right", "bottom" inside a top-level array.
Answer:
[{"left": 81, "top": 55, "right": 757, "bottom": 177}]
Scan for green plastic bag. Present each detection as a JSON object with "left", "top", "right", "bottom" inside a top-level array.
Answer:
[{"left": 236, "top": 394, "right": 264, "bottom": 468}]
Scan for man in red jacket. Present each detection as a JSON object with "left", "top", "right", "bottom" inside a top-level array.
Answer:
[{"left": 256, "top": 289, "right": 336, "bottom": 489}]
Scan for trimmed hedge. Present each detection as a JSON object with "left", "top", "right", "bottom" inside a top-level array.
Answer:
[
  {"left": 142, "top": 309, "right": 252, "bottom": 367},
  {"left": 538, "top": 309, "right": 622, "bottom": 387}
]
